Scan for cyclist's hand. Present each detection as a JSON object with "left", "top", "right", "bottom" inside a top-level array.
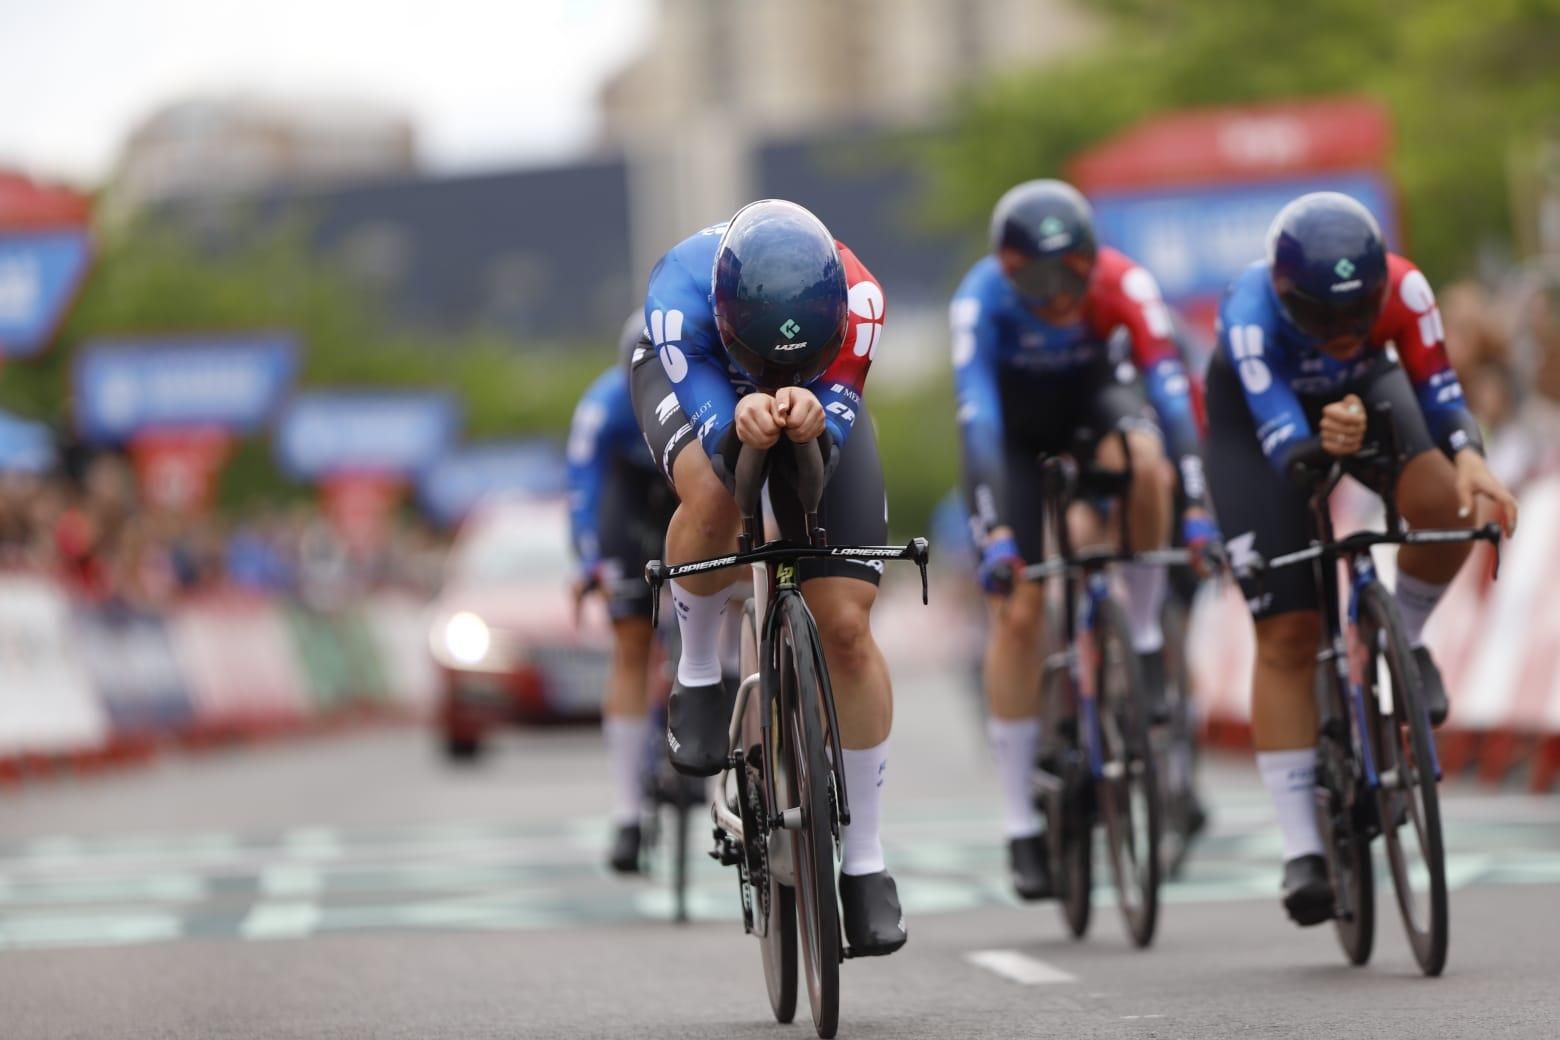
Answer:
[
  {"left": 978, "top": 529, "right": 1023, "bottom": 597},
  {"left": 774, "top": 386, "right": 825, "bottom": 443},
  {"left": 735, "top": 393, "right": 783, "bottom": 449},
  {"left": 572, "top": 564, "right": 602, "bottom": 628},
  {"left": 1319, "top": 393, "right": 1366, "bottom": 457},
  {"left": 1454, "top": 449, "right": 1519, "bottom": 536},
  {"left": 1180, "top": 509, "right": 1222, "bottom": 578}
]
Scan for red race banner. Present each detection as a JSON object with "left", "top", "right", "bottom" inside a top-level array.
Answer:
[
  {"left": 129, "top": 427, "right": 233, "bottom": 513},
  {"left": 321, "top": 471, "right": 405, "bottom": 555}
]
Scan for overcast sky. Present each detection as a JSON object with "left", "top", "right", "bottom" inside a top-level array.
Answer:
[{"left": 0, "top": 0, "right": 653, "bottom": 185}]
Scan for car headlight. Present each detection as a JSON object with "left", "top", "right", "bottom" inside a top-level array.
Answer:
[{"left": 443, "top": 611, "right": 492, "bottom": 667}]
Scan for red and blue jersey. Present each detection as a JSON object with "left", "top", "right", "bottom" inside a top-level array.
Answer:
[
  {"left": 1216, "top": 253, "right": 1476, "bottom": 472},
  {"left": 951, "top": 246, "right": 1204, "bottom": 526},
  {"left": 644, "top": 223, "right": 883, "bottom": 471}
]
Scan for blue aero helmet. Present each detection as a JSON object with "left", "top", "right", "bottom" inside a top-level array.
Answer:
[
  {"left": 1268, "top": 191, "right": 1389, "bottom": 342},
  {"left": 712, "top": 199, "right": 849, "bottom": 388},
  {"left": 989, "top": 179, "right": 1099, "bottom": 306}
]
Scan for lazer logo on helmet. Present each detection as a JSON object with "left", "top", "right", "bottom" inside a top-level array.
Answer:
[{"left": 772, "top": 341, "right": 808, "bottom": 352}]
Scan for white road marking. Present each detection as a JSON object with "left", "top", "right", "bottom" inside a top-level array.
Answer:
[
  {"left": 260, "top": 865, "right": 323, "bottom": 897},
  {"left": 965, "top": 949, "right": 1077, "bottom": 985},
  {"left": 240, "top": 901, "right": 321, "bottom": 939}
]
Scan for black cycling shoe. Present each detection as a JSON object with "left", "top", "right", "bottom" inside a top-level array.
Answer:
[
  {"left": 666, "top": 678, "right": 733, "bottom": 777},
  {"left": 1413, "top": 646, "right": 1450, "bottom": 728},
  {"left": 1008, "top": 833, "right": 1053, "bottom": 901},
  {"left": 607, "top": 822, "right": 643, "bottom": 875},
  {"left": 839, "top": 870, "right": 907, "bottom": 956},
  {"left": 1281, "top": 854, "right": 1334, "bottom": 927},
  {"left": 1138, "top": 649, "right": 1172, "bottom": 726}
]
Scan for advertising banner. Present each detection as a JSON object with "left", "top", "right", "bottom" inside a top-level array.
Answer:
[
  {"left": 0, "top": 409, "right": 57, "bottom": 473},
  {"left": 0, "top": 229, "right": 92, "bottom": 358},
  {"left": 129, "top": 427, "right": 233, "bottom": 513},
  {"left": 72, "top": 605, "right": 194, "bottom": 735},
  {"left": 74, "top": 334, "right": 298, "bottom": 443},
  {"left": 417, "top": 439, "right": 566, "bottom": 525},
  {"left": 0, "top": 574, "right": 109, "bottom": 755},
  {"left": 275, "top": 391, "right": 460, "bottom": 480}
]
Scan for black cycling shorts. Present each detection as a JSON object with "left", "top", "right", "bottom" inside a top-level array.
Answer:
[
  {"left": 597, "top": 456, "right": 678, "bottom": 621},
  {"left": 964, "top": 360, "right": 1159, "bottom": 565},
  {"left": 1204, "top": 350, "right": 1437, "bottom": 620},
  {"left": 766, "top": 405, "right": 887, "bottom": 587},
  {"left": 629, "top": 332, "right": 698, "bottom": 486}
]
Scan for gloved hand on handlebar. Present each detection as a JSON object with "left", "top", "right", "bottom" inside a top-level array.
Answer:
[
  {"left": 1180, "top": 510, "right": 1223, "bottom": 578},
  {"left": 978, "top": 532, "right": 1024, "bottom": 597}
]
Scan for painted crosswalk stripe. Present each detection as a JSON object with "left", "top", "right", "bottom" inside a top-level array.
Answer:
[
  {"left": 240, "top": 901, "right": 321, "bottom": 939},
  {"left": 965, "top": 949, "right": 1077, "bottom": 985}
]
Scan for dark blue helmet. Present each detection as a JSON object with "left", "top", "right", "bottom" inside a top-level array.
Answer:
[
  {"left": 989, "top": 179, "right": 1098, "bottom": 305},
  {"left": 712, "top": 200, "right": 848, "bottom": 389},
  {"left": 1268, "top": 192, "right": 1389, "bottom": 342},
  {"left": 617, "top": 310, "right": 647, "bottom": 372}
]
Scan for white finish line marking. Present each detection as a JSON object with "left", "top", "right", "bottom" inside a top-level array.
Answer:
[{"left": 965, "top": 949, "right": 1077, "bottom": 985}]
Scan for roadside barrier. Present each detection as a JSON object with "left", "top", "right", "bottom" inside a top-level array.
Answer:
[
  {"left": 1189, "top": 473, "right": 1560, "bottom": 793},
  {"left": 0, "top": 576, "right": 436, "bottom": 784}
]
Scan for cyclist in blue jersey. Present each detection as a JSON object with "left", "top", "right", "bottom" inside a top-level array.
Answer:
[
  {"left": 952, "top": 180, "right": 1217, "bottom": 900},
  {"left": 631, "top": 199, "right": 906, "bottom": 955},
  {"left": 1204, "top": 192, "right": 1518, "bottom": 924},
  {"left": 567, "top": 314, "right": 679, "bottom": 874}
]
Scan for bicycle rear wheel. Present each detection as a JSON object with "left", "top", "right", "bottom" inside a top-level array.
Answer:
[
  {"left": 1041, "top": 659, "right": 1092, "bottom": 939},
  {"left": 740, "top": 600, "right": 797, "bottom": 1023},
  {"left": 1094, "top": 596, "right": 1161, "bottom": 949},
  {"left": 1360, "top": 582, "right": 1448, "bottom": 976},
  {"left": 1315, "top": 670, "right": 1375, "bottom": 966},
  {"left": 777, "top": 594, "right": 841, "bottom": 1039}
]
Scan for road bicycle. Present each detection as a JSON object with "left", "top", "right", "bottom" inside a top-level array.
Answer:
[
  {"left": 646, "top": 441, "right": 929, "bottom": 1038},
  {"left": 1239, "top": 403, "right": 1502, "bottom": 975}
]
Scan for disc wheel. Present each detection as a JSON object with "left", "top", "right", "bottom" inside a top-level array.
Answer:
[
  {"left": 1360, "top": 583, "right": 1448, "bottom": 976},
  {"left": 1094, "top": 597, "right": 1162, "bottom": 949},
  {"left": 739, "top": 600, "right": 797, "bottom": 1023},
  {"left": 1315, "top": 669, "right": 1375, "bottom": 967},
  {"left": 778, "top": 595, "right": 841, "bottom": 1039},
  {"left": 1042, "top": 660, "right": 1093, "bottom": 939}
]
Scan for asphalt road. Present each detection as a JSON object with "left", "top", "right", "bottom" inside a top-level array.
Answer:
[{"left": 4, "top": 668, "right": 1560, "bottom": 1039}]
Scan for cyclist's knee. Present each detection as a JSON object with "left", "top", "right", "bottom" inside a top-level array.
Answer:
[
  {"left": 1254, "top": 611, "right": 1322, "bottom": 672},
  {"left": 1397, "top": 450, "right": 1467, "bottom": 530},
  {"left": 809, "top": 582, "right": 878, "bottom": 677},
  {"left": 990, "top": 582, "right": 1046, "bottom": 639},
  {"left": 671, "top": 449, "right": 739, "bottom": 536}
]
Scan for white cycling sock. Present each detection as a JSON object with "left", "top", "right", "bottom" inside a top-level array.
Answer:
[
  {"left": 603, "top": 715, "right": 649, "bottom": 825},
  {"left": 1393, "top": 572, "right": 1446, "bottom": 648},
  {"left": 672, "top": 582, "right": 726, "bottom": 687},
  {"left": 1257, "top": 748, "right": 1323, "bottom": 861},
  {"left": 840, "top": 738, "right": 889, "bottom": 876},
  {"left": 1121, "top": 562, "right": 1167, "bottom": 654},
  {"left": 717, "top": 599, "right": 743, "bottom": 679},
  {"left": 988, "top": 716, "right": 1044, "bottom": 839}
]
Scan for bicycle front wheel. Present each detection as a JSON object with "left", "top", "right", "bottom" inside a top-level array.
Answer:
[
  {"left": 777, "top": 594, "right": 841, "bottom": 1038},
  {"left": 1360, "top": 582, "right": 1448, "bottom": 976},
  {"left": 741, "top": 599, "right": 797, "bottom": 1023},
  {"left": 1094, "top": 595, "right": 1161, "bottom": 949},
  {"left": 1041, "top": 658, "right": 1092, "bottom": 939}
]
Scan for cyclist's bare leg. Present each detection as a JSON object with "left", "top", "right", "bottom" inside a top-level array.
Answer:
[
  {"left": 665, "top": 446, "right": 741, "bottom": 686},
  {"left": 1392, "top": 448, "right": 1475, "bottom": 648},
  {"left": 983, "top": 581, "right": 1047, "bottom": 840},
  {"left": 1252, "top": 610, "right": 1325, "bottom": 862},
  {"left": 1096, "top": 429, "right": 1175, "bottom": 653},
  {"left": 805, "top": 576, "right": 893, "bottom": 876},
  {"left": 603, "top": 616, "right": 655, "bottom": 827}
]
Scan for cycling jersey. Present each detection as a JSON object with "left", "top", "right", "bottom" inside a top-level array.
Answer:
[
  {"left": 644, "top": 224, "right": 884, "bottom": 480},
  {"left": 952, "top": 246, "right": 1203, "bottom": 534},
  {"left": 566, "top": 365, "right": 658, "bottom": 567},
  {"left": 1215, "top": 254, "right": 1482, "bottom": 470}
]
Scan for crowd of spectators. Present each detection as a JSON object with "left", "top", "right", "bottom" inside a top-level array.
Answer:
[{"left": 0, "top": 452, "right": 447, "bottom": 611}]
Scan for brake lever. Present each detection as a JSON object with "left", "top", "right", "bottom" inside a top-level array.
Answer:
[
  {"left": 645, "top": 560, "right": 665, "bottom": 627},
  {"left": 1480, "top": 521, "right": 1503, "bottom": 581},
  {"left": 911, "top": 537, "right": 930, "bottom": 604}
]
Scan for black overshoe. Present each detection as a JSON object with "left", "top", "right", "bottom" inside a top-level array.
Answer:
[{"left": 839, "top": 870, "right": 908, "bottom": 956}]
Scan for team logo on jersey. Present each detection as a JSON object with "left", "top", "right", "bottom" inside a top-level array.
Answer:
[
  {"left": 848, "top": 280, "right": 885, "bottom": 360},
  {"left": 654, "top": 392, "right": 680, "bottom": 426},
  {"left": 780, "top": 318, "right": 801, "bottom": 339},
  {"left": 650, "top": 309, "right": 688, "bottom": 383}
]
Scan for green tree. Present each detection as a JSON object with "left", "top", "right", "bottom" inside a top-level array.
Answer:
[{"left": 921, "top": 0, "right": 1560, "bottom": 283}]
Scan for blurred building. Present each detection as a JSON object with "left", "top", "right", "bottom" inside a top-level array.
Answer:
[
  {"left": 106, "top": 94, "right": 417, "bottom": 222},
  {"left": 603, "top": 0, "right": 1099, "bottom": 330}
]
